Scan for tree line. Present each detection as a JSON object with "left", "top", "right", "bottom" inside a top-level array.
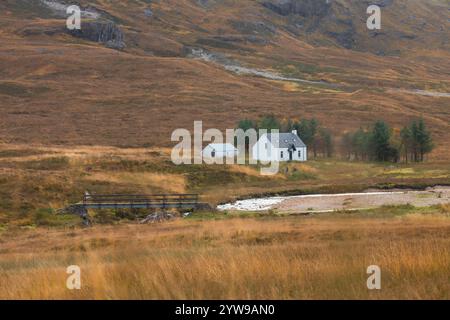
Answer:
[
  {"left": 342, "top": 119, "right": 434, "bottom": 163},
  {"left": 237, "top": 115, "right": 434, "bottom": 163},
  {"left": 237, "top": 115, "right": 333, "bottom": 159}
]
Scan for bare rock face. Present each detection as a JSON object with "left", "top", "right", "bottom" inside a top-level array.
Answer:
[
  {"left": 261, "top": 0, "right": 355, "bottom": 48},
  {"left": 68, "top": 21, "right": 125, "bottom": 50},
  {"left": 262, "top": 0, "right": 332, "bottom": 17}
]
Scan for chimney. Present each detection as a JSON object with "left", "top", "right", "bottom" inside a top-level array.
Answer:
[{"left": 292, "top": 130, "right": 298, "bottom": 136}]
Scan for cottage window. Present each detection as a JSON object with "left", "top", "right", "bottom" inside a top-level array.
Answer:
[
  {"left": 298, "top": 150, "right": 301, "bottom": 158},
  {"left": 280, "top": 151, "right": 284, "bottom": 158},
  {"left": 211, "top": 151, "right": 216, "bottom": 157}
]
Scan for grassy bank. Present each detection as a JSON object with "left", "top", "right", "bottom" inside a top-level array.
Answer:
[
  {"left": 0, "top": 205, "right": 449, "bottom": 299},
  {"left": 0, "top": 144, "right": 449, "bottom": 228}
]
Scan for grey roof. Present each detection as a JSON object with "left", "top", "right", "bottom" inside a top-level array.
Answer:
[{"left": 266, "top": 133, "right": 306, "bottom": 149}]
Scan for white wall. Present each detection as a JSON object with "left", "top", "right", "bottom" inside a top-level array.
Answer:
[
  {"left": 277, "top": 147, "right": 307, "bottom": 162},
  {"left": 203, "top": 146, "right": 238, "bottom": 159},
  {"left": 252, "top": 135, "right": 277, "bottom": 162},
  {"left": 290, "top": 147, "right": 307, "bottom": 161},
  {"left": 253, "top": 136, "right": 307, "bottom": 162}
]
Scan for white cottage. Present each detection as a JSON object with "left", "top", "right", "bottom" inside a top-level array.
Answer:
[
  {"left": 203, "top": 143, "right": 238, "bottom": 159},
  {"left": 252, "top": 130, "right": 307, "bottom": 162}
]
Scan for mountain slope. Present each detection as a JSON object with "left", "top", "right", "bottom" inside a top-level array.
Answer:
[{"left": 0, "top": 0, "right": 449, "bottom": 158}]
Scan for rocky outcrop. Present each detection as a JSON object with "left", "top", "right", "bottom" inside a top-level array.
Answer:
[
  {"left": 326, "top": 29, "right": 356, "bottom": 49},
  {"left": 40, "top": 0, "right": 101, "bottom": 19},
  {"left": 36, "top": 0, "right": 125, "bottom": 49},
  {"left": 68, "top": 22, "right": 125, "bottom": 50},
  {"left": 262, "top": 0, "right": 331, "bottom": 17},
  {"left": 230, "top": 20, "right": 276, "bottom": 36}
]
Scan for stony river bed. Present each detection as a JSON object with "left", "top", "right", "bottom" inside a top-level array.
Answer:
[{"left": 217, "top": 186, "right": 450, "bottom": 213}]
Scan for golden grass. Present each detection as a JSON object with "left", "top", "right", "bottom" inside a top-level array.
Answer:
[
  {"left": 1, "top": 212, "right": 449, "bottom": 300},
  {"left": 84, "top": 172, "right": 187, "bottom": 194},
  {"left": 0, "top": 143, "right": 449, "bottom": 226},
  {"left": 228, "top": 164, "right": 283, "bottom": 179},
  {"left": 284, "top": 163, "right": 319, "bottom": 174}
]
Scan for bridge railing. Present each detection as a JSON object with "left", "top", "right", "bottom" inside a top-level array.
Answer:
[{"left": 83, "top": 193, "right": 199, "bottom": 206}]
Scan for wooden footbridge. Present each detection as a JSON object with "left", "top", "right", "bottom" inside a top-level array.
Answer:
[
  {"left": 82, "top": 193, "right": 200, "bottom": 210},
  {"left": 60, "top": 192, "right": 208, "bottom": 225}
]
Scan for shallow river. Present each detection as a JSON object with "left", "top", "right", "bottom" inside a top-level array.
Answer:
[{"left": 217, "top": 187, "right": 450, "bottom": 213}]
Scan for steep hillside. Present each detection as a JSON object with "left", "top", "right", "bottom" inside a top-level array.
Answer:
[{"left": 0, "top": 0, "right": 449, "bottom": 158}]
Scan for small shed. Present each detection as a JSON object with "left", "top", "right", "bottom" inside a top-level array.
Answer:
[{"left": 203, "top": 143, "right": 238, "bottom": 159}]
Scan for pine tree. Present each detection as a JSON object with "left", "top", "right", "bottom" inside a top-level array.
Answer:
[
  {"left": 258, "top": 114, "right": 281, "bottom": 131},
  {"left": 410, "top": 120, "right": 419, "bottom": 162},
  {"left": 400, "top": 126, "right": 412, "bottom": 163},
  {"left": 342, "top": 132, "right": 353, "bottom": 160},
  {"left": 295, "top": 119, "right": 313, "bottom": 146},
  {"left": 371, "top": 120, "right": 391, "bottom": 162},
  {"left": 237, "top": 119, "right": 256, "bottom": 131},
  {"left": 319, "top": 128, "right": 333, "bottom": 158},
  {"left": 416, "top": 119, "right": 434, "bottom": 162},
  {"left": 310, "top": 118, "right": 319, "bottom": 158},
  {"left": 294, "top": 119, "right": 320, "bottom": 159},
  {"left": 352, "top": 128, "right": 370, "bottom": 160},
  {"left": 281, "top": 119, "right": 295, "bottom": 132}
]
